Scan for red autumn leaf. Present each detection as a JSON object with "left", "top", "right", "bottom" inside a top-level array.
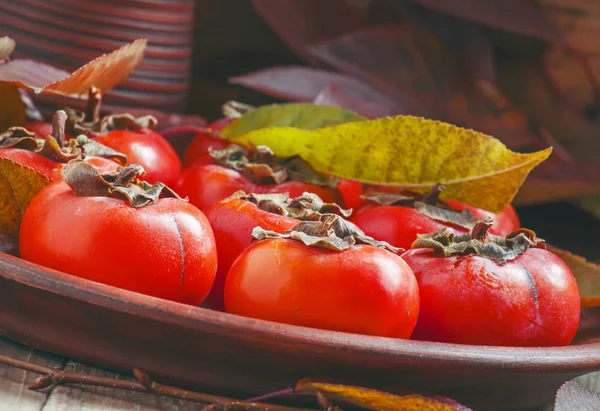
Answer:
[
  {"left": 515, "top": 159, "right": 600, "bottom": 206},
  {"left": 553, "top": 380, "right": 600, "bottom": 410},
  {"left": 404, "top": 0, "right": 562, "bottom": 43},
  {"left": 307, "top": 25, "right": 540, "bottom": 149},
  {"left": 314, "top": 82, "right": 399, "bottom": 118},
  {"left": 230, "top": 65, "right": 399, "bottom": 110},
  {"left": 251, "top": 0, "right": 363, "bottom": 64},
  {"left": 0, "top": 39, "right": 147, "bottom": 96},
  {"left": 0, "top": 36, "right": 15, "bottom": 61},
  {"left": 404, "top": 0, "right": 600, "bottom": 112}
]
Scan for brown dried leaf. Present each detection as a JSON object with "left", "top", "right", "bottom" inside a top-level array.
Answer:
[
  {"left": 295, "top": 379, "right": 472, "bottom": 410},
  {"left": 0, "top": 36, "right": 16, "bottom": 61},
  {"left": 253, "top": 214, "right": 401, "bottom": 253},
  {"left": 0, "top": 83, "right": 26, "bottom": 131},
  {"left": 61, "top": 161, "right": 184, "bottom": 208},
  {"left": 548, "top": 245, "right": 600, "bottom": 308},
  {"left": 0, "top": 158, "right": 51, "bottom": 235},
  {"left": 0, "top": 39, "right": 147, "bottom": 96}
]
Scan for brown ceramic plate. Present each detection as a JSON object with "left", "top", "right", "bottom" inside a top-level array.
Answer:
[{"left": 1, "top": 251, "right": 599, "bottom": 411}]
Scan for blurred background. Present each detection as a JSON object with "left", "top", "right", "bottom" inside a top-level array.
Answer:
[{"left": 2, "top": 0, "right": 599, "bottom": 259}]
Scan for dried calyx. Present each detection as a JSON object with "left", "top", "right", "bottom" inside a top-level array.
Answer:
[
  {"left": 0, "top": 110, "right": 127, "bottom": 165},
  {"left": 210, "top": 144, "right": 339, "bottom": 187},
  {"left": 362, "top": 184, "right": 478, "bottom": 229},
  {"left": 252, "top": 214, "right": 401, "bottom": 253},
  {"left": 412, "top": 217, "right": 546, "bottom": 263},
  {"left": 65, "top": 86, "right": 157, "bottom": 135},
  {"left": 61, "top": 161, "right": 184, "bottom": 208},
  {"left": 230, "top": 190, "right": 351, "bottom": 220}
]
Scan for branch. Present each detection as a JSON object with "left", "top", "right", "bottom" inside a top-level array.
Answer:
[{"left": 0, "top": 355, "right": 315, "bottom": 411}]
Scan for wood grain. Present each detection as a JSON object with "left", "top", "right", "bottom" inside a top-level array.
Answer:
[
  {"left": 40, "top": 361, "right": 203, "bottom": 411},
  {"left": 0, "top": 338, "right": 66, "bottom": 411}
]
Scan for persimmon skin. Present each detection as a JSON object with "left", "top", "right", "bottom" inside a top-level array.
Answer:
[
  {"left": 25, "top": 121, "right": 54, "bottom": 138},
  {"left": 225, "top": 239, "right": 420, "bottom": 339},
  {"left": 94, "top": 129, "right": 182, "bottom": 186},
  {"left": 350, "top": 202, "right": 520, "bottom": 250},
  {"left": 0, "top": 148, "right": 119, "bottom": 180},
  {"left": 336, "top": 180, "right": 364, "bottom": 209},
  {"left": 350, "top": 205, "right": 466, "bottom": 250},
  {"left": 174, "top": 161, "right": 339, "bottom": 211},
  {"left": 20, "top": 181, "right": 218, "bottom": 306},
  {"left": 401, "top": 248, "right": 580, "bottom": 347},
  {"left": 203, "top": 197, "right": 299, "bottom": 310},
  {"left": 445, "top": 200, "right": 520, "bottom": 237},
  {"left": 183, "top": 130, "right": 229, "bottom": 167}
]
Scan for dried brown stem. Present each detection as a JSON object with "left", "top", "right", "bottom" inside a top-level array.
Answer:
[
  {"left": 52, "top": 110, "right": 68, "bottom": 146},
  {"left": 85, "top": 86, "right": 102, "bottom": 124},
  {"left": 0, "top": 355, "right": 315, "bottom": 411}
]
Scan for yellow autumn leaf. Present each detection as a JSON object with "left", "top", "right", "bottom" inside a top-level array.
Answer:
[
  {"left": 548, "top": 245, "right": 600, "bottom": 308},
  {"left": 0, "top": 158, "right": 51, "bottom": 235},
  {"left": 226, "top": 115, "right": 551, "bottom": 213},
  {"left": 295, "top": 380, "right": 465, "bottom": 411},
  {"left": 222, "top": 102, "right": 365, "bottom": 136}
]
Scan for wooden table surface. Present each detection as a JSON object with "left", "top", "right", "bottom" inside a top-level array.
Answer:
[
  {"left": 1, "top": 336, "right": 599, "bottom": 411},
  {"left": 0, "top": 337, "right": 206, "bottom": 410}
]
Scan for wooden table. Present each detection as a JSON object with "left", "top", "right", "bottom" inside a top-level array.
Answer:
[
  {"left": 0, "top": 337, "right": 205, "bottom": 410},
  {"left": 1, "top": 336, "right": 599, "bottom": 411}
]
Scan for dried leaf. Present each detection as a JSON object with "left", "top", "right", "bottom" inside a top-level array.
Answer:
[
  {"left": 405, "top": 0, "right": 562, "bottom": 43},
  {"left": 295, "top": 379, "right": 471, "bottom": 411},
  {"left": 0, "top": 158, "right": 51, "bottom": 235},
  {"left": 251, "top": 0, "right": 362, "bottom": 64},
  {"left": 0, "top": 39, "right": 147, "bottom": 96},
  {"left": 0, "top": 83, "right": 26, "bottom": 130},
  {"left": 253, "top": 214, "right": 401, "bottom": 253},
  {"left": 549, "top": 245, "right": 600, "bottom": 308},
  {"left": 308, "top": 26, "right": 541, "bottom": 150},
  {"left": 226, "top": 113, "right": 551, "bottom": 213},
  {"left": 0, "top": 37, "right": 16, "bottom": 61},
  {"left": 221, "top": 103, "right": 365, "bottom": 137},
  {"left": 412, "top": 220, "right": 546, "bottom": 263},
  {"left": 553, "top": 380, "right": 600, "bottom": 411},
  {"left": 230, "top": 66, "right": 399, "bottom": 111},
  {"left": 232, "top": 191, "right": 350, "bottom": 220},
  {"left": 61, "top": 162, "right": 184, "bottom": 208},
  {"left": 315, "top": 82, "right": 399, "bottom": 118}
]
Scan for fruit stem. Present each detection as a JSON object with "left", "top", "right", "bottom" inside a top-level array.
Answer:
[
  {"left": 85, "top": 86, "right": 102, "bottom": 124},
  {"left": 421, "top": 183, "right": 445, "bottom": 204},
  {"left": 470, "top": 217, "right": 493, "bottom": 241},
  {"left": 52, "top": 110, "right": 68, "bottom": 146}
]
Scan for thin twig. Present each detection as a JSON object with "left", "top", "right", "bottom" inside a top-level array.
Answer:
[{"left": 0, "top": 355, "right": 315, "bottom": 411}]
